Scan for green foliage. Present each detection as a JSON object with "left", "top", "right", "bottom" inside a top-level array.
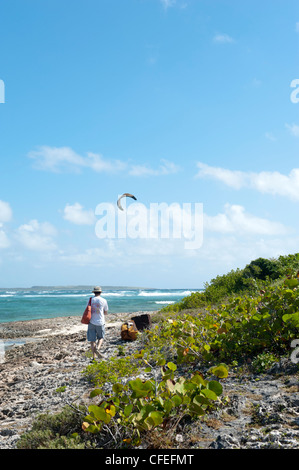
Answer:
[
  {"left": 19, "top": 253, "right": 299, "bottom": 449},
  {"left": 55, "top": 385, "right": 67, "bottom": 393},
  {"left": 82, "top": 355, "right": 141, "bottom": 392},
  {"left": 146, "top": 274, "right": 299, "bottom": 364},
  {"left": 204, "top": 268, "right": 256, "bottom": 302},
  {"left": 205, "top": 276, "right": 299, "bottom": 361},
  {"left": 243, "top": 257, "right": 280, "bottom": 281},
  {"left": 251, "top": 352, "right": 278, "bottom": 374},
  {"left": 84, "top": 264, "right": 299, "bottom": 446},
  {"left": 160, "top": 253, "right": 299, "bottom": 313},
  {"left": 17, "top": 406, "right": 88, "bottom": 449},
  {"left": 83, "top": 362, "right": 226, "bottom": 446},
  {"left": 173, "top": 292, "right": 206, "bottom": 310}
]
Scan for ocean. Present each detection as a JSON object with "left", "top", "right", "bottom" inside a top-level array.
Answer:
[{"left": 0, "top": 287, "right": 201, "bottom": 324}]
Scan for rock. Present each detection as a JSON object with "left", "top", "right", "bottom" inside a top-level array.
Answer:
[
  {"left": 0, "top": 429, "right": 16, "bottom": 436},
  {"left": 30, "top": 361, "right": 42, "bottom": 368},
  {"left": 209, "top": 433, "right": 239, "bottom": 449},
  {"left": 131, "top": 314, "right": 152, "bottom": 331}
]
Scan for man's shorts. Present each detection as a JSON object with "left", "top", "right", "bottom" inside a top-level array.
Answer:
[{"left": 87, "top": 323, "right": 105, "bottom": 342}]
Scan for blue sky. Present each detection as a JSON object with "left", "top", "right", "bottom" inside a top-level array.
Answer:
[{"left": 0, "top": 0, "right": 299, "bottom": 288}]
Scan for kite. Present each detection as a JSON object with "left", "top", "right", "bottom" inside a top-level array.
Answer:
[{"left": 117, "top": 193, "right": 137, "bottom": 211}]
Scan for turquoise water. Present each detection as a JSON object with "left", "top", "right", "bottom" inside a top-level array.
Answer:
[{"left": 0, "top": 287, "right": 201, "bottom": 324}]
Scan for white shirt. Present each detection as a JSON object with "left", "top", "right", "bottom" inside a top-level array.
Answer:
[{"left": 89, "top": 296, "right": 108, "bottom": 326}]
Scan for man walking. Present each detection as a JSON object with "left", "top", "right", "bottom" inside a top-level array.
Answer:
[{"left": 87, "top": 286, "right": 108, "bottom": 360}]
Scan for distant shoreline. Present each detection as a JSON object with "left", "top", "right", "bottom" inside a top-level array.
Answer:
[
  {"left": 0, "top": 285, "right": 201, "bottom": 291},
  {"left": 0, "top": 286, "right": 156, "bottom": 291}
]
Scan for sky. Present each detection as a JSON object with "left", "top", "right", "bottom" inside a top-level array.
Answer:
[{"left": 0, "top": 0, "right": 299, "bottom": 289}]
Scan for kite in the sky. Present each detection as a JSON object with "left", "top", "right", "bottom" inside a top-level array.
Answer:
[{"left": 117, "top": 193, "right": 137, "bottom": 211}]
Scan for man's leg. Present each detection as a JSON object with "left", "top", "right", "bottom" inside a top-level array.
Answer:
[
  {"left": 96, "top": 337, "right": 103, "bottom": 351},
  {"left": 91, "top": 341, "right": 97, "bottom": 360},
  {"left": 95, "top": 325, "right": 106, "bottom": 359},
  {"left": 87, "top": 324, "right": 98, "bottom": 360}
]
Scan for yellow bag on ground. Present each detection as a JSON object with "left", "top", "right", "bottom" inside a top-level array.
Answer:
[{"left": 121, "top": 320, "right": 138, "bottom": 341}]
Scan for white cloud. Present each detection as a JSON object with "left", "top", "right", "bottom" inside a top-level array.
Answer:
[
  {"left": 59, "top": 246, "right": 114, "bottom": 267},
  {"left": 213, "top": 33, "right": 234, "bottom": 44},
  {"left": 0, "top": 200, "right": 12, "bottom": 224},
  {"left": 285, "top": 123, "right": 299, "bottom": 137},
  {"left": 28, "top": 146, "right": 84, "bottom": 172},
  {"left": 129, "top": 159, "right": 180, "bottom": 176},
  {"left": 28, "top": 146, "right": 179, "bottom": 178},
  {"left": 85, "top": 152, "right": 126, "bottom": 173},
  {"left": 63, "top": 203, "right": 96, "bottom": 225},
  {"left": 15, "top": 220, "right": 57, "bottom": 251},
  {"left": 196, "top": 162, "right": 299, "bottom": 201},
  {"left": 0, "top": 201, "right": 12, "bottom": 249},
  {"left": 194, "top": 234, "right": 299, "bottom": 277},
  {"left": 196, "top": 162, "right": 246, "bottom": 189},
  {"left": 0, "top": 230, "right": 10, "bottom": 249},
  {"left": 28, "top": 146, "right": 126, "bottom": 174},
  {"left": 59, "top": 236, "right": 197, "bottom": 269},
  {"left": 204, "top": 203, "right": 288, "bottom": 236}
]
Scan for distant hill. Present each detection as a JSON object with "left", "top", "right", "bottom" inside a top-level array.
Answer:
[{"left": 0, "top": 285, "right": 158, "bottom": 291}]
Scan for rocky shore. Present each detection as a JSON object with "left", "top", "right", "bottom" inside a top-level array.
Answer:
[
  {"left": 0, "top": 312, "right": 135, "bottom": 449},
  {"left": 0, "top": 314, "right": 299, "bottom": 450}
]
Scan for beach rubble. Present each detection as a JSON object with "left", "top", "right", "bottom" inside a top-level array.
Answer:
[{"left": 0, "top": 314, "right": 298, "bottom": 449}]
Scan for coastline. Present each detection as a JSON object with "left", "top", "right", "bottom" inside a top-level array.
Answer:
[
  {"left": 1, "top": 312, "right": 298, "bottom": 450},
  {"left": 0, "top": 311, "right": 154, "bottom": 448},
  {"left": 0, "top": 312, "right": 139, "bottom": 356},
  {"left": 0, "top": 311, "right": 138, "bottom": 340}
]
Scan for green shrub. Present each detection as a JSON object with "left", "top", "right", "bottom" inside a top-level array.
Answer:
[
  {"left": 82, "top": 363, "right": 227, "bottom": 447},
  {"left": 18, "top": 254, "right": 299, "bottom": 449},
  {"left": 82, "top": 355, "right": 142, "bottom": 392},
  {"left": 17, "top": 406, "right": 88, "bottom": 449},
  {"left": 155, "top": 274, "right": 299, "bottom": 365},
  {"left": 251, "top": 352, "right": 278, "bottom": 374},
  {"left": 160, "top": 253, "right": 299, "bottom": 314}
]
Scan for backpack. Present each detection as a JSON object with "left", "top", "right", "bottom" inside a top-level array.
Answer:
[{"left": 120, "top": 320, "right": 138, "bottom": 341}]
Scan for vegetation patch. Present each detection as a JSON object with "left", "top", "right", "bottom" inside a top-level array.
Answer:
[
  {"left": 18, "top": 253, "right": 299, "bottom": 449},
  {"left": 17, "top": 406, "right": 90, "bottom": 449}
]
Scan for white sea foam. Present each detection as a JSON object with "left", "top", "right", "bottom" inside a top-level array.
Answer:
[
  {"left": 138, "top": 290, "right": 193, "bottom": 297},
  {"left": 155, "top": 301, "right": 176, "bottom": 304},
  {"left": 23, "top": 294, "right": 91, "bottom": 298},
  {"left": 103, "top": 292, "right": 131, "bottom": 297}
]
